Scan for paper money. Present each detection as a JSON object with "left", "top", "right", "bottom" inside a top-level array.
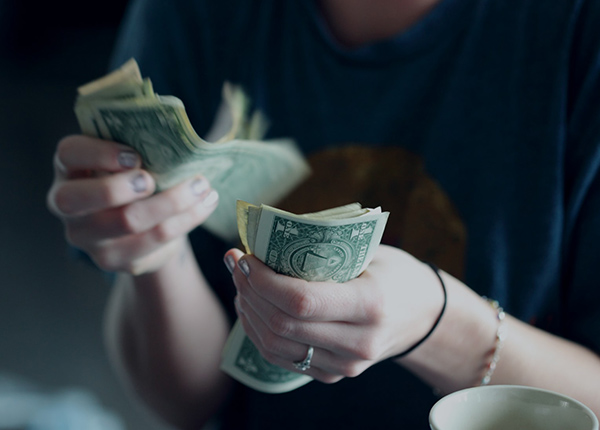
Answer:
[
  {"left": 74, "top": 59, "right": 310, "bottom": 242},
  {"left": 221, "top": 201, "right": 389, "bottom": 393}
]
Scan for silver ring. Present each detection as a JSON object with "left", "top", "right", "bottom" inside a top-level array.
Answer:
[{"left": 293, "top": 345, "right": 314, "bottom": 371}]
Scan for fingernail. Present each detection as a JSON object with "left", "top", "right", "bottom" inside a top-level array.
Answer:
[
  {"left": 118, "top": 151, "right": 138, "bottom": 168},
  {"left": 130, "top": 173, "right": 147, "bottom": 193},
  {"left": 202, "top": 190, "right": 219, "bottom": 206},
  {"left": 224, "top": 254, "right": 235, "bottom": 274},
  {"left": 238, "top": 259, "right": 250, "bottom": 277},
  {"left": 191, "top": 177, "right": 209, "bottom": 195}
]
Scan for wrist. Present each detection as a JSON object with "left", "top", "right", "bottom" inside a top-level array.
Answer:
[
  {"left": 396, "top": 272, "right": 500, "bottom": 393},
  {"left": 389, "top": 262, "right": 447, "bottom": 360},
  {"left": 130, "top": 237, "right": 191, "bottom": 279},
  {"left": 478, "top": 298, "right": 507, "bottom": 386}
]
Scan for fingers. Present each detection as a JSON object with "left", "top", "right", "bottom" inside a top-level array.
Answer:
[
  {"left": 233, "top": 267, "right": 365, "bottom": 353},
  {"left": 48, "top": 134, "right": 222, "bottom": 276},
  {"left": 235, "top": 301, "right": 349, "bottom": 383},
  {"left": 65, "top": 176, "right": 214, "bottom": 244},
  {"left": 49, "top": 169, "right": 155, "bottom": 217},
  {"left": 224, "top": 249, "right": 378, "bottom": 382},
  {"left": 48, "top": 135, "right": 154, "bottom": 217},
  {"left": 237, "top": 283, "right": 370, "bottom": 355},
  {"left": 230, "top": 254, "right": 377, "bottom": 324},
  {"left": 54, "top": 135, "right": 142, "bottom": 178},
  {"left": 72, "top": 180, "right": 219, "bottom": 272}
]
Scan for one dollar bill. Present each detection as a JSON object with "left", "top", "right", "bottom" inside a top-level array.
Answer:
[
  {"left": 220, "top": 201, "right": 389, "bottom": 393},
  {"left": 73, "top": 59, "right": 310, "bottom": 242}
]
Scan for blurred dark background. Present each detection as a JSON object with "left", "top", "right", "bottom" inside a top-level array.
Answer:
[{"left": 0, "top": 1, "right": 173, "bottom": 428}]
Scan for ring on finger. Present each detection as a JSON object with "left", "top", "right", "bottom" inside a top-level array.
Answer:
[{"left": 293, "top": 345, "right": 314, "bottom": 371}]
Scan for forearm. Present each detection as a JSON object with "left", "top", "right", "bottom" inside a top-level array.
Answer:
[
  {"left": 104, "top": 238, "right": 233, "bottom": 429},
  {"left": 398, "top": 270, "right": 600, "bottom": 416},
  {"left": 492, "top": 315, "right": 600, "bottom": 412}
]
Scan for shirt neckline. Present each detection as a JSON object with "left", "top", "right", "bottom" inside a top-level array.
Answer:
[{"left": 301, "top": 0, "right": 476, "bottom": 63}]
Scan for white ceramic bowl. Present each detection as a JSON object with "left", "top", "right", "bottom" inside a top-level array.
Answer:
[{"left": 429, "top": 385, "right": 599, "bottom": 430}]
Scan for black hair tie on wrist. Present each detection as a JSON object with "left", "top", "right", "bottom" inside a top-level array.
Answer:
[{"left": 389, "top": 262, "right": 448, "bottom": 360}]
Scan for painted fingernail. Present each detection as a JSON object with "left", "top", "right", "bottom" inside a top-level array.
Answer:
[
  {"left": 224, "top": 254, "right": 235, "bottom": 274},
  {"left": 202, "top": 190, "right": 219, "bottom": 206},
  {"left": 191, "top": 177, "right": 209, "bottom": 195},
  {"left": 130, "top": 173, "right": 147, "bottom": 193},
  {"left": 118, "top": 151, "right": 138, "bottom": 168},
  {"left": 238, "top": 259, "right": 250, "bottom": 277}
]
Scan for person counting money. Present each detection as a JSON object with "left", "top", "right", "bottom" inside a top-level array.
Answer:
[{"left": 47, "top": 0, "right": 600, "bottom": 429}]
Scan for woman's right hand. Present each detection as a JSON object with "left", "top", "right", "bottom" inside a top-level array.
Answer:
[{"left": 47, "top": 135, "right": 219, "bottom": 275}]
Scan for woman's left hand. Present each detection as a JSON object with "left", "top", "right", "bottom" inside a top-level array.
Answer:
[{"left": 224, "top": 245, "right": 445, "bottom": 383}]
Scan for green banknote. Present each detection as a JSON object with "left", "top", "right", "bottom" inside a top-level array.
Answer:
[
  {"left": 74, "top": 59, "right": 310, "bottom": 242},
  {"left": 220, "top": 201, "right": 389, "bottom": 393}
]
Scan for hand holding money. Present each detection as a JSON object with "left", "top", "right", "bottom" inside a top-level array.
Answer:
[
  {"left": 74, "top": 59, "right": 310, "bottom": 242},
  {"left": 221, "top": 201, "right": 389, "bottom": 393}
]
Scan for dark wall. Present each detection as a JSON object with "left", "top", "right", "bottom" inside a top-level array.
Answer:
[
  {"left": 0, "top": 0, "right": 129, "bottom": 58},
  {"left": 0, "top": 1, "right": 172, "bottom": 429}
]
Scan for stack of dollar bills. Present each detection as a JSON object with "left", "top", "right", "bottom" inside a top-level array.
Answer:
[
  {"left": 220, "top": 200, "right": 389, "bottom": 393},
  {"left": 74, "top": 59, "right": 310, "bottom": 242}
]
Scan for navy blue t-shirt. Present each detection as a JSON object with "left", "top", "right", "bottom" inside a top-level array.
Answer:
[{"left": 110, "top": 0, "right": 600, "bottom": 428}]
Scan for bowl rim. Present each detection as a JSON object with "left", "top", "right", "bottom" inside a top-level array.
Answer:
[{"left": 429, "top": 385, "right": 599, "bottom": 430}]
